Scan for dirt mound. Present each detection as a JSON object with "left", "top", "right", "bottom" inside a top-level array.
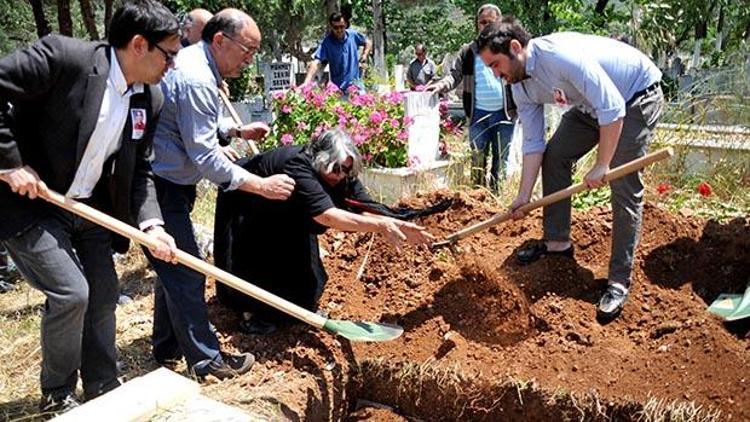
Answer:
[
  {"left": 317, "top": 190, "right": 749, "bottom": 420},
  {"left": 435, "top": 260, "right": 535, "bottom": 346}
]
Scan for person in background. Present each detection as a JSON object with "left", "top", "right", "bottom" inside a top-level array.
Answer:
[
  {"left": 407, "top": 44, "right": 437, "bottom": 90},
  {"left": 0, "top": 0, "right": 180, "bottom": 414},
  {"left": 477, "top": 17, "right": 664, "bottom": 320},
  {"left": 428, "top": 3, "right": 515, "bottom": 191},
  {"left": 180, "top": 8, "right": 213, "bottom": 46},
  {"left": 303, "top": 11, "right": 372, "bottom": 92}
]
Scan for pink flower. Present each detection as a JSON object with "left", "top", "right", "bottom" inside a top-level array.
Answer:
[
  {"left": 397, "top": 130, "right": 409, "bottom": 141},
  {"left": 439, "top": 100, "right": 449, "bottom": 115},
  {"left": 385, "top": 91, "right": 404, "bottom": 104},
  {"left": 347, "top": 84, "right": 360, "bottom": 95},
  {"left": 273, "top": 91, "right": 286, "bottom": 100},
  {"left": 281, "top": 105, "right": 292, "bottom": 114},
  {"left": 389, "top": 118, "right": 399, "bottom": 129},
  {"left": 280, "top": 133, "right": 293, "bottom": 145},
  {"left": 296, "top": 121, "right": 308, "bottom": 131},
  {"left": 403, "top": 116, "right": 414, "bottom": 126},
  {"left": 325, "top": 82, "right": 340, "bottom": 96},
  {"left": 353, "top": 133, "right": 367, "bottom": 145},
  {"left": 338, "top": 116, "right": 348, "bottom": 126},
  {"left": 362, "top": 152, "right": 373, "bottom": 162},
  {"left": 407, "top": 155, "right": 421, "bottom": 168},
  {"left": 697, "top": 181, "right": 712, "bottom": 197},
  {"left": 369, "top": 110, "right": 385, "bottom": 125}
]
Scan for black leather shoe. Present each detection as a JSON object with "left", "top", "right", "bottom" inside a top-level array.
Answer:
[
  {"left": 39, "top": 391, "right": 81, "bottom": 416},
  {"left": 205, "top": 352, "right": 255, "bottom": 380},
  {"left": 516, "top": 241, "right": 574, "bottom": 265},
  {"left": 597, "top": 283, "right": 629, "bottom": 321},
  {"left": 239, "top": 318, "right": 278, "bottom": 335}
]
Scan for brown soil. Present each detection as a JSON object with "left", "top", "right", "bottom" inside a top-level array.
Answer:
[
  {"left": 314, "top": 190, "right": 750, "bottom": 420},
  {"left": 202, "top": 189, "right": 748, "bottom": 420}
]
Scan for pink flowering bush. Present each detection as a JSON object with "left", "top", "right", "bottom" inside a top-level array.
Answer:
[{"left": 264, "top": 83, "right": 410, "bottom": 168}]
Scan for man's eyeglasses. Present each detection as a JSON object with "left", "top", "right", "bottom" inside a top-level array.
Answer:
[
  {"left": 223, "top": 33, "right": 258, "bottom": 56},
  {"left": 331, "top": 162, "right": 353, "bottom": 176},
  {"left": 151, "top": 42, "right": 178, "bottom": 65}
]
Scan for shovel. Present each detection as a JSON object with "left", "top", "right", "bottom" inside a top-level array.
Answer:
[
  {"left": 432, "top": 147, "right": 674, "bottom": 248},
  {"left": 218, "top": 89, "right": 261, "bottom": 156},
  {"left": 40, "top": 189, "right": 403, "bottom": 342}
]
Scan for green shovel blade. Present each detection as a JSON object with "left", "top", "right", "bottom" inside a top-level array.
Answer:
[
  {"left": 323, "top": 319, "right": 404, "bottom": 342},
  {"left": 708, "top": 294, "right": 743, "bottom": 319}
]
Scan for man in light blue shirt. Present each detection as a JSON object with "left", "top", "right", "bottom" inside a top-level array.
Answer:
[
  {"left": 478, "top": 18, "right": 664, "bottom": 320},
  {"left": 428, "top": 4, "right": 515, "bottom": 191},
  {"left": 150, "top": 9, "right": 295, "bottom": 380}
]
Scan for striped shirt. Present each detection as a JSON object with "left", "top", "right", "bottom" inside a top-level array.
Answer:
[{"left": 473, "top": 57, "right": 505, "bottom": 112}]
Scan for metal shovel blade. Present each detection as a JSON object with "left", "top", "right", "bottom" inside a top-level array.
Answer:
[
  {"left": 323, "top": 319, "right": 404, "bottom": 342},
  {"left": 431, "top": 238, "right": 455, "bottom": 249}
]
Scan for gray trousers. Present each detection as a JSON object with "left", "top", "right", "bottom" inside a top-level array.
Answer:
[
  {"left": 542, "top": 87, "right": 664, "bottom": 284},
  {"left": 4, "top": 209, "right": 120, "bottom": 398}
]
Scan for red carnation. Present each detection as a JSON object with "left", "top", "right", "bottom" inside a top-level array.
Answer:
[
  {"left": 697, "top": 181, "right": 712, "bottom": 197},
  {"left": 656, "top": 182, "right": 671, "bottom": 195}
]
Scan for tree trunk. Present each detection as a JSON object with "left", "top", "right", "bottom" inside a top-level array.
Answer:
[
  {"left": 715, "top": 4, "right": 725, "bottom": 51},
  {"left": 79, "top": 0, "right": 100, "bottom": 40},
  {"left": 104, "top": 0, "right": 113, "bottom": 37},
  {"left": 28, "top": 0, "right": 51, "bottom": 38},
  {"left": 595, "top": 0, "right": 609, "bottom": 14},
  {"left": 57, "top": 0, "right": 73, "bottom": 36},
  {"left": 692, "top": 18, "right": 708, "bottom": 69},
  {"left": 371, "top": 0, "right": 386, "bottom": 80}
]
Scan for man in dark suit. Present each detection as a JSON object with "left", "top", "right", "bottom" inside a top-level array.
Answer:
[{"left": 0, "top": 0, "right": 180, "bottom": 414}]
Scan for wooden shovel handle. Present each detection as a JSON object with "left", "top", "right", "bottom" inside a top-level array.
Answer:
[
  {"left": 442, "top": 147, "right": 674, "bottom": 244},
  {"left": 40, "top": 189, "right": 326, "bottom": 329},
  {"left": 218, "top": 90, "right": 261, "bottom": 156}
]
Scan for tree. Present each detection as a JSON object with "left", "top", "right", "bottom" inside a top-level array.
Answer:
[
  {"left": 57, "top": 0, "right": 73, "bottom": 36},
  {"left": 29, "top": 0, "right": 51, "bottom": 38},
  {"left": 79, "top": 0, "right": 100, "bottom": 40}
]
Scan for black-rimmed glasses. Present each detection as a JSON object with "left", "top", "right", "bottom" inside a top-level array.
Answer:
[{"left": 151, "top": 42, "right": 178, "bottom": 65}]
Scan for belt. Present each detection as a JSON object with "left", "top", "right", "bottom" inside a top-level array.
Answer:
[{"left": 627, "top": 82, "right": 660, "bottom": 105}]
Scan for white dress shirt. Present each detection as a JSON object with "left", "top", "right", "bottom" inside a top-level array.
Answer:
[{"left": 66, "top": 49, "right": 144, "bottom": 198}]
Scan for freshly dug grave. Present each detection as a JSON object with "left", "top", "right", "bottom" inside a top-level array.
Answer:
[
  {"left": 315, "top": 190, "right": 749, "bottom": 420},
  {"left": 200, "top": 189, "right": 747, "bottom": 420}
]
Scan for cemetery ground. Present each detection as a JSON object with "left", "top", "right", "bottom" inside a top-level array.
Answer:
[
  {"left": 1, "top": 201, "right": 747, "bottom": 419},
  {"left": 0, "top": 141, "right": 748, "bottom": 420}
]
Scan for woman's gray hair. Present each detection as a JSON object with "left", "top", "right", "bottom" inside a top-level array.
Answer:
[
  {"left": 476, "top": 4, "right": 502, "bottom": 23},
  {"left": 308, "top": 128, "right": 363, "bottom": 177}
]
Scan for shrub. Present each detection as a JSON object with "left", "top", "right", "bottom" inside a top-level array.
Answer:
[{"left": 264, "top": 83, "right": 412, "bottom": 168}]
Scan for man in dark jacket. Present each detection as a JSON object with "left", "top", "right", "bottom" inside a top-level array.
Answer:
[
  {"left": 0, "top": 0, "right": 179, "bottom": 414},
  {"left": 428, "top": 4, "right": 516, "bottom": 191}
]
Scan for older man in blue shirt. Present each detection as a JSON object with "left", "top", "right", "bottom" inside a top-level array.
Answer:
[
  {"left": 150, "top": 9, "right": 295, "bottom": 380},
  {"left": 477, "top": 18, "right": 664, "bottom": 320},
  {"left": 303, "top": 11, "right": 372, "bottom": 92}
]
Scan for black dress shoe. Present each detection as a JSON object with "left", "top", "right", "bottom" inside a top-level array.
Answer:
[
  {"left": 239, "top": 318, "right": 278, "bottom": 335},
  {"left": 39, "top": 391, "right": 81, "bottom": 416},
  {"left": 192, "top": 353, "right": 255, "bottom": 380},
  {"left": 517, "top": 241, "right": 575, "bottom": 265},
  {"left": 597, "top": 283, "right": 629, "bottom": 321}
]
